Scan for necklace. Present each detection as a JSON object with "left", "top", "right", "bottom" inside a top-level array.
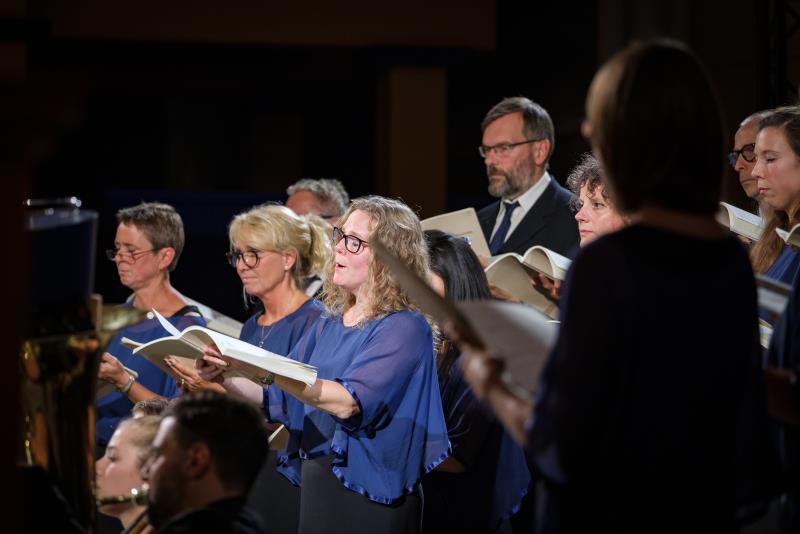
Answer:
[{"left": 258, "top": 322, "right": 274, "bottom": 348}]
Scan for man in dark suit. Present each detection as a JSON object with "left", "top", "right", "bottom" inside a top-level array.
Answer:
[{"left": 477, "top": 97, "right": 579, "bottom": 257}]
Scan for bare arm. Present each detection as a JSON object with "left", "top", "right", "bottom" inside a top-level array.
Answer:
[
  {"left": 273, "top": 375, "right": 360, "bottom": 420},
  {"left": 198, "top": 344, "right": 359, "bottom": 419},
  {"left": 195, "top": 351, "right": 264, "bottom": 405}
]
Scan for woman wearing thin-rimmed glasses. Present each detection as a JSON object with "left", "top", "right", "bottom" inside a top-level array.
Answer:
[
  {"left": 201, "top": 196, "right": 449, "bottom": 534},
  {"left": 97, "top": 202, "right": 205, "bottom": 452}
]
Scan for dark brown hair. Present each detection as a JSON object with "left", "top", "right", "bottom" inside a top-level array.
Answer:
[
  {"left": 482, "top": 96, "right": 555, "bottom": 167},
  {"left": 586, "top": 39, "right": 724, "bottom": 215}
]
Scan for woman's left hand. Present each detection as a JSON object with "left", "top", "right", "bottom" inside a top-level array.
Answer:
[{"left": 165, "top": 356, "right": 226, "bottom": 394}]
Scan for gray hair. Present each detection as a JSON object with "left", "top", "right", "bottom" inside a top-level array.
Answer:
[
  {"left": 482, "top": 96, "right": 555, "bottom": 167},
  {"left": 286, "top": 178, "right": 350, "bottom": 218},
  {"left": 739, "top": 109, "right": 772, "bottom": 130}
]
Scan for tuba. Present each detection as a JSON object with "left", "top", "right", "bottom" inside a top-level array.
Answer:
[{"left": 19, "top": 198, "right": 143, "bottom": 532}]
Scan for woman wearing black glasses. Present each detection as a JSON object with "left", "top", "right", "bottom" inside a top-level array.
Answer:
[
  {"left": 97, "top": 202, "right": 205, "bottom": 452},
  {"left": 201, "top": 196, "right": 449, "bottom": 534}
]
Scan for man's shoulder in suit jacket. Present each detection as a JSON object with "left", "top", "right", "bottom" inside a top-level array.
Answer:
[{"left": 477, "top": 179, "right": 580, "bottom": 257}]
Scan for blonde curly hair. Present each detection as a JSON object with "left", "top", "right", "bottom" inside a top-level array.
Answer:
[
  {"left": 321, "top": 196, "right": 429, "bottom": 322},
  {"left": 229, "top": 204, "right": 332, "bottom": 290}
]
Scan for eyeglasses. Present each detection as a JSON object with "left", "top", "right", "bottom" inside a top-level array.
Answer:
[
  {"left": 332, "top": 226, "right": 369, "bottom": 254},
  {"left": 728, "top": 143, "right": 756, "bottom": 167},
  {"left": 105, "top": 248, "right": 157, "bottom": 262},
  {"left": 478, "top": 138, "right": 543, "bottom": 158},
  {"left": 225, "top": 250, "right": 262, "bottom": 269}
]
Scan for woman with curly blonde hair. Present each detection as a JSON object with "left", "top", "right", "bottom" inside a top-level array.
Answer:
[{"left": 201, "top": 195, "right": 449, "bottom": 534}]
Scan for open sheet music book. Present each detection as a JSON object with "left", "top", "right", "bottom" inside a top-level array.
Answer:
[
  {"left": 121, "top": 309, "right": 317, "bottom": 386},
  {"left": 373, "top": 239, "right": 558, "bottom": 394},
  {"left": 756, "top": 274, "right": 792, "bottom": 323},
  {"left": 484, "top": 255, "right": 559, "bottom": 319},
  {"left": 420, "top": 207, "right": 492, "bottom": 258},
  {"left": 716, "top": 202, "right": 763, "bottom": 242},
  {"left": 776, "top": 223, "right": 800, "bottom": 248},
  {"left": 492, "top": 245, "right": 571, "bottom": 281},
  {"left": 759, "top": 318, "right": 773, "bottom": 351}
]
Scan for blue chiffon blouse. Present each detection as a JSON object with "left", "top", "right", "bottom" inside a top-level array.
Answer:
[{"left": 266, "top": 310, "right": 450, "bottom": 504}]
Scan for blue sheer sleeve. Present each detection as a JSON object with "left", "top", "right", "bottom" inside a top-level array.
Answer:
[{"left": 333, "top": 312, "right": 434, "bottom": 433}]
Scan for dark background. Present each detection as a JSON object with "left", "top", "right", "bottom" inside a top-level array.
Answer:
[
  {"left": 2, "top": 1, "right": 799, "bottom": 529},
  {"left": 12, "top": 0, "right": 800, "bottom": 321}
]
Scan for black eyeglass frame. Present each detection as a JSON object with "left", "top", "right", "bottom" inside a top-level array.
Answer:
[
  {"left": 478, "top": 138, "right": 543, "bottom": 158},
  {"left": 728, "top": 143, "right": 756, "bottom": 167},
  {"left": 225, "top": 250, "right": 263, "bottom": 269},
  {"left": 332, "top": 226, "right": 369, "bottom": 254}
]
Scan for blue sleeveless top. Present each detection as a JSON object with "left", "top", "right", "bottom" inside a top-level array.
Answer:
[{"left": 266, "top": 310, "right": 450, "bottom": 504}]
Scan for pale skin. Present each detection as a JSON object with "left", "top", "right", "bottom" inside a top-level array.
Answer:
[
  {"left": 95, "top": 424, "right": 148, "bottom": 528},
  {"left": 198, "top": 212, "right": 379, "bottom": 419},
  {"left": 286, "top": 190, "right": 340, "bottom": 224},
  {"left": 98, "top": 223, "right": 193, "bottom": 402},
  {"left": 177, "top": 239, "right": 313, "bottom": 399},
  {"left": 733, "top": 119, "right": 760, "bottom": 200},
  {"left": 482, "top": 112, "right": 550, "bottom": 200},
  {"left": 752, "top": 126, "right": 800, "bottom": 220}
]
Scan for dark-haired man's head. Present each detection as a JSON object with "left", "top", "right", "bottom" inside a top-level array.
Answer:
[
  {"left": 141, "top": 392, "right": 268, "bottom": 529},
  {"left": 480, "top": 97, "right": 555, "bottom": 200}
]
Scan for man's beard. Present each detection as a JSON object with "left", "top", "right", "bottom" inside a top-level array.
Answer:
[
  {"left": 486, "top": 155, "right": 535, "bottom": 199},
  {"left": 487, "top": 167, "right": 522, "bottom": 198},
  {"left": 146, "top": 466, "right": 186, "bottom": 528}
]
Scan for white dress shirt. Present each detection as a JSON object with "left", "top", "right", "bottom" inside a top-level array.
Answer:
[{"left": 490, "top": 172, "right": 552, "bottom": 243}]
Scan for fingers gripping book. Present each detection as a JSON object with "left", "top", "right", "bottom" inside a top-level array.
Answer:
[{"left": 121, "top": 309, "right": 317, "bottom": 386}]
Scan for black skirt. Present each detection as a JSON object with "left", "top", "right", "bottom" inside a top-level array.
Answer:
[
  {"left": 298, "top": 455, "right": 422, "bottom": 534},
  {"left": 246, "top": 450, "right": 300, "bottom": 534}
]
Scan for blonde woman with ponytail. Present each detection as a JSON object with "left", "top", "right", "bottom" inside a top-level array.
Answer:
[{"left": 168, "top": 203, "right": 332, "bottom": 534}]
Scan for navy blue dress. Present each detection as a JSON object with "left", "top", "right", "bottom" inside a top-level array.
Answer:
[
  {"left": 96, "top": 306, "right": 204, "bottom": 447},
  {"left": 266, "top": 310, "right": 450, "bottom": 534},
  {"left": 422, "top": 354, "right": 531, "bottom": 533},
  {"left": 240, "top": 298, "right": 325, "bottom": 534},
  {"left": 526, "top": 225, "right": 774, "bottom": 533}
]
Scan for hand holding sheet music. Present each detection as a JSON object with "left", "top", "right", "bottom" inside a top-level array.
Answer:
[
  {"left": 122, "top": 309, "right": 318, "bottom": 387},
  {"left": 372, "top": 239, "right": 558, "bottom": 394}
]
